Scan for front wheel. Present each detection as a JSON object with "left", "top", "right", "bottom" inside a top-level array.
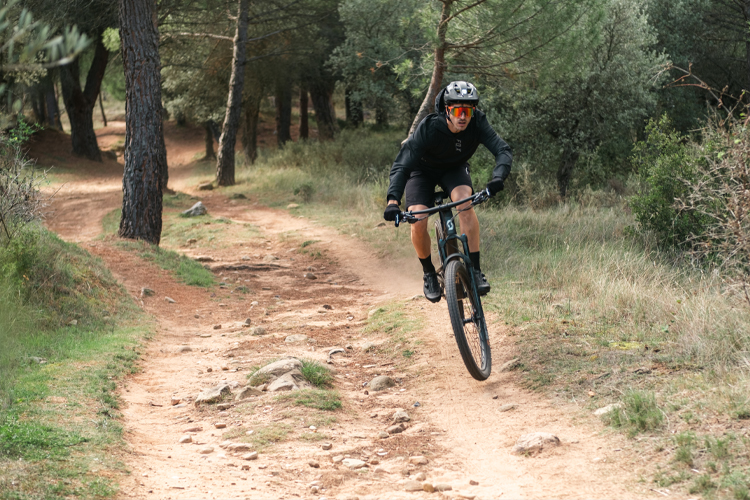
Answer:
[{"left": 444, "top": 259, "right": 491, "bottom": 380}]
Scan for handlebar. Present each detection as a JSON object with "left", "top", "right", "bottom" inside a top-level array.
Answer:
[{"left": 394, "top": 188, "right": 490, "bottom": 227}]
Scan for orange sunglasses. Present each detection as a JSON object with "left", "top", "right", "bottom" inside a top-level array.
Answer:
[{"left": 448, "top": 105, "right": 475, "bottom": 118}]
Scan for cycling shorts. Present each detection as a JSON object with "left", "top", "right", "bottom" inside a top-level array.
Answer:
[{"left": 404, "top": 163, "right": 473, "bottom": 209}]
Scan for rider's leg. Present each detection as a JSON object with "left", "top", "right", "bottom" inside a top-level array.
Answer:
[
  {"left": 408, "top": 204, "right": 432, "bottom": 259},
  {"left": 451, "top": 185, "right": 479, "bottom": 253}
]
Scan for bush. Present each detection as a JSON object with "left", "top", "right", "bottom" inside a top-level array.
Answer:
[
  {"left": 606, "top": 390, "right": 664, "bottom": 436},
  {"left": 629, "top": 115, "right": 711, "bottom": 247},
  {"left": 0, "top": 136, "right": 46, "bottom": 242}
]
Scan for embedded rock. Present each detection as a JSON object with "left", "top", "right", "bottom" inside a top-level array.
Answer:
[
  {"left": 182, "top": 201, "right": 208, "bottom": 216},
  {"left": 194, "top": 383, "right": 232, "bottom": 406},
  {"left": 511, "top": 432, "right": 561, "bottom": 455},
  {"left": 369, "top": 375, "right": 395, "bottom": 391},
  {"left": 235, "top": 386, "right": 264, "bottom": 401},
  {"left": 266, "top": 369, "right": 313, "bottom": 392}
]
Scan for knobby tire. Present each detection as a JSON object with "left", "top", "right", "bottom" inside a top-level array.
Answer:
[{"left": 444, "top": 259, "right": 491, "bottom": 380}]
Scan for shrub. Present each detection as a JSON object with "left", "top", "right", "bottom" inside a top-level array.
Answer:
[
  {"left": 299, "top": 359, "right": 334, "bottom": 388},
  {"left": 605, "top": 390, "right": 664, "bottom": 436},
  {"left": 0, "top": 136, "right": 46, "bottom": 242},
  {"left": 629, "top": 115, "right": 711, "bottom": 247}
]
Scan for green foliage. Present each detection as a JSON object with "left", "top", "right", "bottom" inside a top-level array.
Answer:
[
  {"left": 299, "top": 359, "right": 334, "bottom": 388},
  {"left": 629, "top": 115, "right": 711, "bottom": 247},
  {"left": 115, "top": 240, "right": 215, "bottom": 287},
  {"left": 275, "top": 389, "right": 342, "bottom": 411},
  {"left": 0, "top": 415, "right": 86, "bottom": 460},
  {"left": 606, "top": 390, "right": 663, "bottom": 436}
]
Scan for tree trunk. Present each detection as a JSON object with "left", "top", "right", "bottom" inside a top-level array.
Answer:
[
  {"left": 408, "top": 0, "right": 452, "bottom": 137},
  {"left": 118, "top": 0, "right": 167, "bottom": 245},
  {"left": 299, "top": 86, "right": 308, "bottom": 139},
  {"left": 241, "top": 95, "right": 260, "bottom": 163},
  {"left": 345, "top": 88, "right": 363, "bottom": 128},
  {"left": 275, "top": 79, "right": 292, "bottom": 146},
  {"left": 375, "top": 103, "right": 388, "bottom": 127},
  {"left": 59, "top": 34, "right": 109, "bottom": 161},
  {"left": 204, "top": 122, "right": 216, "bottom": 160},
  {"left": 216, "top": 0, "right": 249, "bottom": 186},
  {"left": 746, "top": 0, "right": 750, "bottom": 93},
  {"left": 556, "top": 148, "right": 579, "bottom": 198},
  {"left": 309, "top": 79, "right": 338, "bottom": 141}
]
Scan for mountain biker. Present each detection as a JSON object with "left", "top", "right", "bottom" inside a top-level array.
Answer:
[{"left": 383, "top": 81, "right": 512, "bottom": 303}]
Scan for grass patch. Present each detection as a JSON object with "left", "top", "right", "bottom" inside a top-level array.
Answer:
[
  {"left": 246, "top": 423, "right": 291, "bottom": 451},
  {"left": 299, "top": 359, "right": 333, "bottom": 388},
  {"left": 275, "top": 389, "right": 342, "bottom": 411},
  {"left": 115, "top": 239, "right": 215, "bottom": 287},
  {"left": 299, "top": 431, "right": 330, "bottom": 441},
  {"left": 605, "top": 390, "right": 664, "bottom": 437}
]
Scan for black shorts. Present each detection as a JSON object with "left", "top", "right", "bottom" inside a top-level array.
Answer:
[{"left": 404, "top": 163, "right": 473, "bottom": 209}]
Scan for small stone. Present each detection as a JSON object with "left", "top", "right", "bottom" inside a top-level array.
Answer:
[
  {"left": 404, "top": 481, "right": 423, "bottom": 492},
  {"left": 409, "top": 456, "right": 428, "bottom": 465},
  {"left": 469, "top": 480, "right": 479, "bottom": 486},
  {"left": 387, "top": 424, "right": 405, "bottom": 434},
  {"left": 263, "top": 254, "right": 279, "bottom": 262},
  {"left": 511, "top": 432, "right": 561, "bottom": 455},
  {"left": 304, "top": 273, "right": 317, "bottom": 280},
  {"left": 287, "top": 203, "right": 299, "bottom": 209},
  {"left": 362, "top": 342, "right": 376, "bottom": 352},
  {"left": 206, "top": 367, "right": 213, "bottom": 372},
  {"left": 369, "top": 375, "right": 395, "bottom": 391},
  {"left": 217, "top": 403, "right": 231, "bottom": 410},
  {"left": 165, "top": 296, "right": 176, "bottom": 303},
  {"left": 186, "top": 238, "right": 198, "bottom": 245},
  {"left": 141, "top": 287, "right": 155, "bottom": 297},
  {"left": 594, "top": 403, "right": 623, "bottom": 416},
  {"left": 194, "top": 383, "right": 231, "bottom": 406},
  {"left": 498, "top": 404, "right": 517, "bottom": 412},
  {"left": 435, "top": 483, "right": 452, "bottom": 492},
  {"left": 213, "top": 324, "right": 222, "bottom": 330},
  {"left": 251, "top": 327, "right": 266, "bottom": 336},
  {"left": 195, "top": 256, "right": 215, "bottom": 262},
  {"left": 178, "top": 435, "right": 192, "bottom": 444},
  {"left": 308, "top": 460, "right": 320, "bottom": 468},
  {"left": 414, "top": 472, "right": 426, "bottom": 481},
  {"left": 198, "top": 183, "right": 214, "bottom": 191},
  {"left": 242, "top": 318, "right": 251, "bottom": 327},
  {"left": 242, "top": 452, "right": 258, "bottom": 460},
  {"left": 423, "top": 483, "right": 435, "bottom": 493},
  {"left": 369, "top": 458, "right": 379, "bottom": 465},
  {"left": 342, "top": 458, "right": 367, "bottom": 469},
  {"left": 392, "top": 410, "right": 410, "bottom": 423},
  {"left": 332, "top": 455, "right": 344, "bottom": 463},
  {"left": 171, "top": 397, "right": 181, "bottom": 405},
  {"left": 183, "top": 426, "right": 202, "bottom": 432},
  {"left": 199, "top": 446, "right": 214, "bottom": 454},
  {"left": 221, "top": 366, "right": 229, "bottom": 371},
  {"left": 378, "top": 431, "right": 389, "bottom": 439},
  {"left": 214, "top": 422, "right": 227, "bottom": 429},
  {"left": 285, "top": 334, "right": 308, "bottom": 343},
  {"left": 321, "top": 443, "right": 332, "bottom": 450},
  {"left": 241, "top": 464, "right": 250, "bottom": 470},
  {"left": 235, "top": 386, "right": 263, "bottom": 401},
  {"left": 177, "top": 345, "right": 192, "bottom": 353}
]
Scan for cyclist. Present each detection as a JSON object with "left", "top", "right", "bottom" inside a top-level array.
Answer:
[{"left": 383, "top": 81, "right": 512, "bottom": 303}]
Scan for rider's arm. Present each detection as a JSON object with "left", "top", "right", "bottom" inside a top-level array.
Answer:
[
  {"left": 477, "top": 113, "right": 512, "bottom": 181},
  {"left": 386, "top": 119, "right": 431, "bottom": 203}
]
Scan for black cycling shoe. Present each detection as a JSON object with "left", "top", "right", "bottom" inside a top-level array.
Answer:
[
  {"left": 474, "top": 269, "right": 490, "bottom": 296},
  {"left": 423, "top": 272, "right": 442, "bottom": 303}
]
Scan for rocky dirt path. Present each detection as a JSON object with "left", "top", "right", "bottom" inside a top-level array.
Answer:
[{"left": 35, "top": 125, "right": 664, "bottom": 500}]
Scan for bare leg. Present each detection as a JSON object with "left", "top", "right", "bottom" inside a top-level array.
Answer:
[
  {"left": 451, "top": 185, "right": 479, "bottom": 252},
  {"left": 408, "top": 204, "right": 431, "bottom": 259}
]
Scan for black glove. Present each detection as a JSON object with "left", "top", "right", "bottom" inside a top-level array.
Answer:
[
  {"left": 383, "top": 203, "right": 401, "bottom": 221},
  {"left": 486, "top": 177, "right": 505, "bottom": 196}
]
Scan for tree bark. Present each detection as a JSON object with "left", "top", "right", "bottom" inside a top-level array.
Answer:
[
  {"left": 241, "top": 95, "right": 260, "bottom": 163},
  {"left": 408, "top": 0, "right": 452, "bottom": 137},
  {"left": 375, "top": 103, "right": 388, "bottom": 127},
  {"left": 556, "top": 148, "right": 579, "bottom": 198},
  {"left": 345, "top": 87, "right": 363, "bottom": 128},
  {"left": 216, "top": 0, "right": 249, "bottom": 186},
  {"left": 204, "top": 122, "right": 216, "bottom": 160},
  {"left": 118, "top": 0, "right": 167, "bottom": 245},
  {"left": 275, "top": 79, "right": 292, "bottom": 146},
  {"left": 299, "top": 86, "right": 308, "bottom": 139},
  {"left": 309, "top": 79, "right": 338, "bottom": 141},
  {"left": 59, "top": 33, "right": 109, "bottom": 161}
]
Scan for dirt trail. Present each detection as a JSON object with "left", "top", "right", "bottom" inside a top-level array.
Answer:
[{"left": 34, "top": 126, "right": 664, "bottom": 500}]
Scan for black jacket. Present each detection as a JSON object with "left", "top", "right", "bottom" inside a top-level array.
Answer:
[{"left": 386, "top": 92, "right": 512, "bottom": 203}]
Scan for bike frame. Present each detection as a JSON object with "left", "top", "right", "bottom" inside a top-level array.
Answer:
[{"left": 395, "top": 189, "right": 490, "bottom": 339}]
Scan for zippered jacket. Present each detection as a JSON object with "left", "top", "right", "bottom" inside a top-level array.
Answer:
[{"left": 386, "top": 92, "right": 512, "bottom": 203}]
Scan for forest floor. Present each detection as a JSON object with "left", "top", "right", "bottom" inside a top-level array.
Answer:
[{"left": 29, "top": 122, "right": 669, "bottom": 500}]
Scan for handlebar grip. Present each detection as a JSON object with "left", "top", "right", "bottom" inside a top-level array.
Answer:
[{"left": 395, "top": 213, "right": 400, "bottom": 227}]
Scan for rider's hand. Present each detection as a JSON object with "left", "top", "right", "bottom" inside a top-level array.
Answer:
[
  {"left": 486, "top": 177, "right": 505, "bottom": 196},
  {"left": 383, "top": 203, "right": 401, "bottom": 221}
]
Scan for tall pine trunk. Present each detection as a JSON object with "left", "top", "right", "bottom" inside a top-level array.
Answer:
[
  {"left": 299, "top": 86, "right": 308, "bottom": 140},
  {"left": 216, "top": 0, "right": 249, "bottom": 186},
  {"left": 204, "top": 122, "right": 216, "bottom": 160},
  {"left": 59, "top": 34, "right": 109, "bottom": 161},
  {"left": 242, "top": 95, "right": 260, "bottom": 163},
  {"left": 275, "top": 79, "right": 292, "bottom": 146},
  {"left": 309, "top": 79, "right": 338, "bottom": 141},
  {"left": 118, "top": 0, "right": 167, "bottom": 244},
  {"left": 408, "top": 0, "right": 452, "bottom": 137}
]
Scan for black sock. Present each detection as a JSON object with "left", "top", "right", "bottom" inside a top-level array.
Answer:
[
  {"left": 470, "top": 251, "right": 480, "bottom": 271},
  {"left": 419, "top": 255, "right": 436, "bottom": 274}
]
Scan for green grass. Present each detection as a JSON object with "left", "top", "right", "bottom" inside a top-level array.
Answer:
[
  {"left": 299, "top": 359, "right": 334, "bottom": 388},
  {"left": 275, "top": 389, "right": 342, "bottom": 411},
  {"left": 605, "top": 390, "right": 664, "bottom": 437},
  {"left": 115, "top": 239, "right": 215, "bottom": 287},
  {"left": 225, "top": 422, "right": 292, "bottom": 451},
  {"left": 0, "top": 225, "right": 151, "bottom": 499}
]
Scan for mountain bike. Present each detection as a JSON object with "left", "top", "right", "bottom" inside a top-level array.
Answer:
[{"left": 395, "top": 189, "right": 492, "bottom": 381}]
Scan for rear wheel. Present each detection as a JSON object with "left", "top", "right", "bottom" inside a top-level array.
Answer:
[{"left": 444, "top": 259, "right": 491, "bottom": 380}]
